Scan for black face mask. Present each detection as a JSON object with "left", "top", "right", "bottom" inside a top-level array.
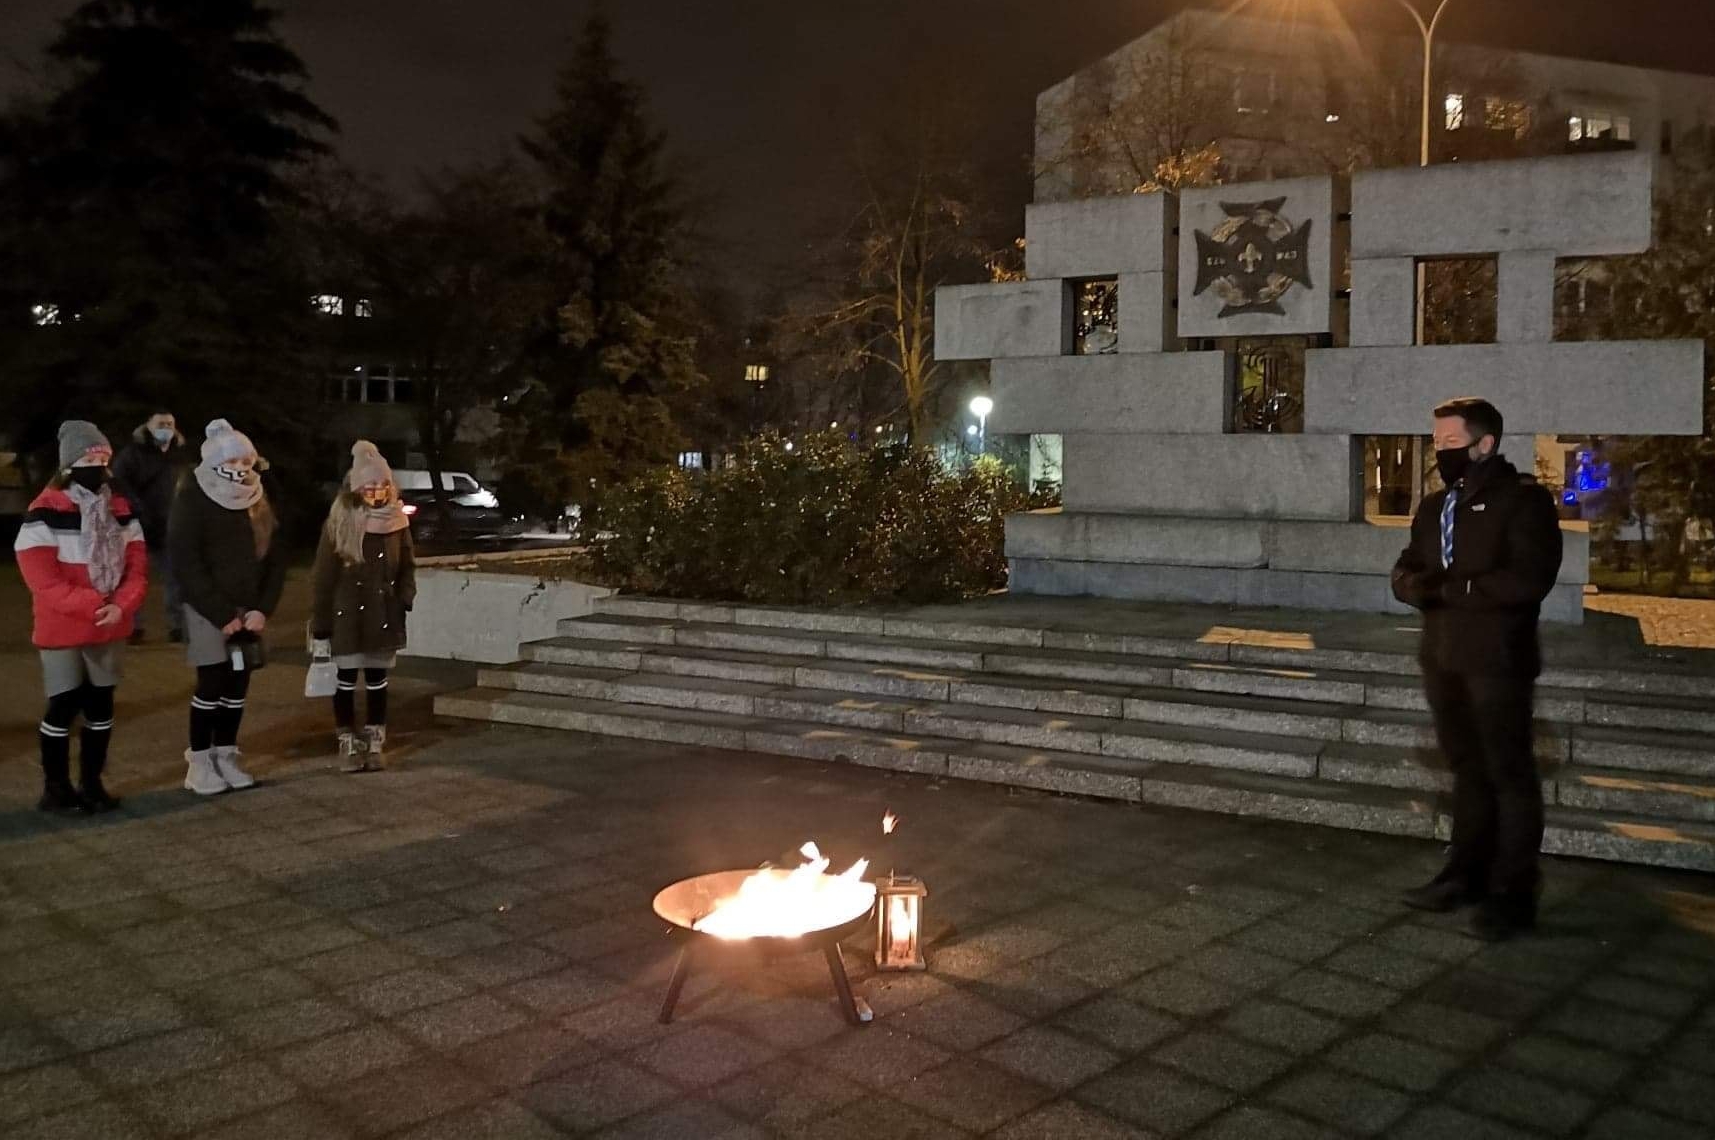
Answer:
[
  {"left": 1436, "top": 447, "right": 1477, "bottom": 488},
  {"left": 68, "top": 465, "right": 109, "bottom": 492}
]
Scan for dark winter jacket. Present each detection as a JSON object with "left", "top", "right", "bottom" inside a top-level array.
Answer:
[
  {"left": 168, "top": 481, "right": 289, "bottom": 630},
  {"left": 111, "top": 425, "right": 191, "bottom": 548},
  {"left": 1391, "top": 456, "right": 1563, "bottom": 678},
  {"left": 311, "top": 528, "right": 416, "bottom": 657}
]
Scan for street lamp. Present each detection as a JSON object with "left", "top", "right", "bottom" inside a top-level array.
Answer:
[
  {"left": 969, "top": 396, "right": 994, "bottom": 455},
  {"left": 1385, "top": 0, "right": 1456, "bottom": 168},
  {"left": 1385, "top": 0, "right": 1455, "bottom": 512}
]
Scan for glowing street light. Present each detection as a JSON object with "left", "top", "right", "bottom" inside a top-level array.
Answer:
[{"left": 969, "top": 396, "right": 994, "bottom": 455}]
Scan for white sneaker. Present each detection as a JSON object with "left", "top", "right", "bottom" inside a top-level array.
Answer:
[
  {"left": 338, "top": 732, "right": 366, "bottom": 773},
  {"left": 363, "top": 726, "right": 387, "bottom": 771},
  {"left": 183, "top": 749, "right": 229, "bottom": 796},
  {"left": 212, "top": 746, "right": 257, "bottom": 790}
]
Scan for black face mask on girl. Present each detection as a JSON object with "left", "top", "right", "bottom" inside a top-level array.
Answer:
[{"left": 68, "top": 466, "right": 109, "bottom": 492}]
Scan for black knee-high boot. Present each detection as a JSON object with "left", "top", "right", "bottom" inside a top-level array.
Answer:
[
  {"left": 80, "top": 684, "right": 119, "bottom": 812},
  {"left": 38, "top": 689, "right": 85, "bottom": 815}
]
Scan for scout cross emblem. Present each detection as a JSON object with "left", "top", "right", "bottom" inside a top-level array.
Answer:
[{"left": 1192, "top": 197, "right": 1315, "bottom": 318}]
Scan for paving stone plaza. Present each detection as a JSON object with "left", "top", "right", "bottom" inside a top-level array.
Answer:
[{"left": 4, "top": 666, "right": 1715, "bottom": 1139}]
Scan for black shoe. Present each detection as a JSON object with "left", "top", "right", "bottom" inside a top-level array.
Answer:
[
  {"left": 1468, "top": 894, "right": 1537, "bottom": 942},
  {"left": 37, "top": 783, "right": 88, "bottom": 816},
  {"left": 80, "top": 778, "right": 120, "bottom": 814},
  {"left": 1401, "top": 875, "right": 1482, "bottom": 914}
]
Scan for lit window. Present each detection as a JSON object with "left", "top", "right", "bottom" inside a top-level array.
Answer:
[
  {"left": 1445, "top": 94, "right": 1466, "bottom": 131},
  {"left": 1571, "top": 111, "right": 1629, "bottom": 144},
  {"left": 1485, "top": 98, "right": 1531, "bottom": 139},
  {"left": 744, "top": 363, "right": 770, "bottom": 383},
  {"left": 353, "top": 298, "right": 373, "bottom": 318},
  {"left": 678, "top": 452, "right": 704, "bottom": 470},
  {"left": 30, "top": 303, "right": 61, "bottom": 327},
  {"left": 312, "top": 294, "right": 344, "bottom": 316}
]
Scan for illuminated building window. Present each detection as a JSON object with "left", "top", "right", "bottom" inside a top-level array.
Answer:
[
  {"left": 1484, "top": 98, "right": 1532, "bottom": 139},
  {"left": 30, "top": 303, "right": 61, "bottom": 327},
  {"left": 1569, "top": 112, "right": 1631, "bottom": 143},
  {"left": 1444, "top": 93, "right": 1466, "bottom": 131},
  {"left": 312, "top": 294, "right": 344, "bottom": 316},
  {"left": 744, "top": 364, "right": 770, "bottom": 383},
  {"left": 353, "top": 298, "right": 374, "bottom": 318}
]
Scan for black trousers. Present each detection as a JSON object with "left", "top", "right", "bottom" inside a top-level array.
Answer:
[{"left": 1423, "top": 667, "right": 1544, "bottom": 897}]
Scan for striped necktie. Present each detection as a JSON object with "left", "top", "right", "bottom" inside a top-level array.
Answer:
[{"left": 1440, "top": 486, "right": 1458, "bottom": 570}]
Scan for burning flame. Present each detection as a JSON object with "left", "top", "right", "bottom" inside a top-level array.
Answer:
[
  {"left": 882, "top": 811, "right": 898, "bottom": 835},
  {"left": 693, "top": 842, "right": 875, "bottom": 940}
]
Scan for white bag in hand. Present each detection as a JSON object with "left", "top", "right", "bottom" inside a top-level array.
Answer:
[{"left": 305, "top": 642, "right": 338, "bottom": 699}]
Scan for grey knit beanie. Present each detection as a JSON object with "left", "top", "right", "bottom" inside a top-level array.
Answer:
[{"left": 58, "top": 420, "right": 111, "bottom": 468}]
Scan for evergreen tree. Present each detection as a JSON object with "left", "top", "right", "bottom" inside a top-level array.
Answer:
[
  {"left": 0, "top": 0, "right": 334, "bottom": 464},
  {"left": 509, "top": 12, "right": 702, "bottom": 509}
]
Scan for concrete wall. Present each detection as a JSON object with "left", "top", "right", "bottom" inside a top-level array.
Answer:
[
  {"left": 935, "top": 281, "right": 1069, "bottom": 361},
  {"left": 1305, "top": 341, "right": 1706, "bottom": 436},
  {"left": 1025, "top": 194, "right": 1174, "bottom": 278},
  {"left": 1061, "top": 435, "right": 1363, "bottom": 521},
  {"left": 1351, "top": 152, "right": 1654, "bottom": 259},
  {"left": 1008, "top": 511, "right": 1590, "bottom": 584},
  {"left": 1011, "top": 558, "right": 1586, "bottom": 624},
  {"left": 409, "top": 561, "right": 612, "bottom": 664},
  {"left": 1349, "top": 258, "right": 1416, "bottom": 347},
  {"left": 1008, "top": 512, "right": 1269, "bottom": 568},
  {"left": 988, "top": 353, "right": 1230, "bottom": 435}
]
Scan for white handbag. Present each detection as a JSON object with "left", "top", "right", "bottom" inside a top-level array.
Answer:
[{"left": 304, "top": 654, "right": 338, "bottom": 699}]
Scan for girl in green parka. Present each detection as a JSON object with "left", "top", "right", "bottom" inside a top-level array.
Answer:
[{"left": 311, "top": 441, "right": 415, "bottom": 771}]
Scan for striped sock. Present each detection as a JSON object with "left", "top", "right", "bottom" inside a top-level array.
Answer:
[
  {"left": 190, "top": 696, "right": 219, "bottom": 752},
  {"left": 215, "top": 698, "right": 245, "bottom": 747}
]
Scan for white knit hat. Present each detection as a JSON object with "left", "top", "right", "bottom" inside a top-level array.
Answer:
[
  {"left": 346, "top": 440, "right": 394, "bottom": 490},
  {"left": 201, "top": 419, "right": 258, "bottom": 467}
]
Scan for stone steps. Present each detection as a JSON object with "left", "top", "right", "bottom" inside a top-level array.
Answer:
[
  {"left": 479, "top": 661, "right": 1715, "bottom": 799},
  {"left": 526, "top": 632, "right": 1715, "bottom": 780},
  {"left": 433, "top": 686, "right": 1715, "bottom": 873},
  {"left": 586, "top": 596, "right": 1715, "bottom": 701},
  {"left": 430, "top": 597, "right": 1715, "bottom": 872},
  {"left": 531, "top": 630, "right": 1712, "bottom": 739}
]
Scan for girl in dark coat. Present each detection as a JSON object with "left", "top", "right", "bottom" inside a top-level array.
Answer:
[
  {"left": 169, "top": 420, "right": 287, "bottom": 795},
  {"left": 312, "top": 441, "right": 415, "bottom": 771}
]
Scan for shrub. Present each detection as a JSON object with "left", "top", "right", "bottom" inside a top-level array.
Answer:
[{"left": 588, "top": 433, "right": 1028, "bottom": 605}]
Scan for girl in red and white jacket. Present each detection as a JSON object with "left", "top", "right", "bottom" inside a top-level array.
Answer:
[{"left": 14, "top": 421, "right": 148, "bottom": 814}]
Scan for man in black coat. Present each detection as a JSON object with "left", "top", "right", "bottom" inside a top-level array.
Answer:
[
  {"left": 112, "top": 410, "right": 190, "bottom": 643},
  {"left": 1391, "top": 397, "right": 1563, "bottom": 941}
]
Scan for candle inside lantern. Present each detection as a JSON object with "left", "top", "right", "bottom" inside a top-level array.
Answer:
[
  {"left": 874, "top": 873, "right": 928, "bottom": 971},
  {"left": 887, "top": 892, "right": 914, "bottom": 959}
]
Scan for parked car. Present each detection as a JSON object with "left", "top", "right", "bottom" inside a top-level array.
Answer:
[{"left": 393, "top": 469, "right": 512, "bottom": 542}]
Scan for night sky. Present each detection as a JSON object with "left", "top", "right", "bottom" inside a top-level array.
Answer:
[{"left": 3, "top": 0, "right": 1711, "bottom": 283}]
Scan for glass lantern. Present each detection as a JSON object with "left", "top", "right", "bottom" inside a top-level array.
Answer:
[{"left": 874, "top": 874, "right": 928, "bottom": 971}]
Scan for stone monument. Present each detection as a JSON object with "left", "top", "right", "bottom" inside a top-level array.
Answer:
[{"left": 937, "top": 152, "right": 1704, "bottom": 623}]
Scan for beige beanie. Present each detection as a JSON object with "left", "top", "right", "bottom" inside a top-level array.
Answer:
[{"left": 346, "top": 441, "right": 394, "bottom": 490}]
